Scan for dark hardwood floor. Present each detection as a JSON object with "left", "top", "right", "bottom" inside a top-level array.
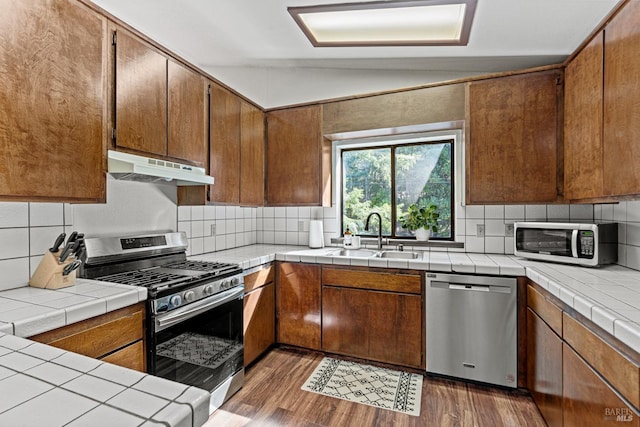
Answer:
[{"left": 205, "top": 347, "right": 546, "bottom": 426}]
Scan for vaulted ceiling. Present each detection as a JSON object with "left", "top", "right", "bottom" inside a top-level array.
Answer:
[{"left": 91, "top": 0, "right": 620, "bottom": 108}]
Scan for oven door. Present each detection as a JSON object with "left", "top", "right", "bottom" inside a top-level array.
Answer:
[{"left": 149, "top": 286, "right": 244, "bottom": 394}]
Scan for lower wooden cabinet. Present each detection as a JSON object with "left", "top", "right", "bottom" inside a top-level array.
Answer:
[
  {"left": 322, "top": 285, "right": 422, "bottom": 368},
  {"left": 276, "top": 263, "right": 321, "bottom": 350},
  {"left": 563, "top": 343, "right": 639, "bottom": 426},
  {"left": 29, "top": 302, "right": 146, "bottom": 372},
  {"left": 527, "top": 308, "right": 563, "bottom": 427},
  {"left": 244, "top": 265, "right": 275, "bottom": 366},
  {"left": 321, "top": 266, "right": 423, "bottom": 369}
]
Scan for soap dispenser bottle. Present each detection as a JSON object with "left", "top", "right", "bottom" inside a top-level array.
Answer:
[{"left": 343, "top": 227, "right": 352, "bottom": 248}]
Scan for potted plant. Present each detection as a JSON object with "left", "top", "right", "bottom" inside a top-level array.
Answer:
[{"left": 399, "top": 203, "right": 439, "bottom": 241}]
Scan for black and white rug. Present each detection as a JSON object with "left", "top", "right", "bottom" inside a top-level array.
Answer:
[{"left": 301, "top": 357, "right": 423, "bottom": 416}]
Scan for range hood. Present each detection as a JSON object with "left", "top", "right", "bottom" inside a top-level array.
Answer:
[{"left": 107, "top": 150, "right": 214, "bottom": 186}]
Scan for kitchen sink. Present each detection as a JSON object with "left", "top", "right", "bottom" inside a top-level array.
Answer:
[
  {"left": 376, "top": 250, "right": 421, "bottom": 259},
  {"left": 332, "top": 249, "right": 377, "bottom": 257}
]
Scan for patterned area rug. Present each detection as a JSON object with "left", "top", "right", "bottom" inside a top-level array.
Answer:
[{"left": 301, "top": 357, "right": 423, "bottom": 416}]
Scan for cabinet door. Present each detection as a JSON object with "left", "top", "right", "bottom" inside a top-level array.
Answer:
[
  {"left": 563, "top": 343, "right": 639, "bottom": 426},
  {"left": 210, "top": 83, "right": 240, "bottom": 204},
  {"left": 276, "top": 263, "right": 321, "bottom": 350},
  {"left": 115, "top": 30, "right": 167, "bottom": 157},
  {"left": 0, "top": 0, "right": 106, "bottom": 202},
  {"left": 466, "top": 71, "right": 560, "bottom": 204},
  {"left": 527, "top": 308, "right": 563, "bottom": 427},
  {"left": 266, "top": 105, "right": 323, "bottom": 206},
  {"left": 603, "top": 0, "right": 640, "bottom": 197},
  {"left": 244, "top": 283, "right": 275, "bottom": 366},
  {"left": 323, "top": 286, "right": 422, "bottom": 368},
  {"left": 240, "top": 101, "right": 265, "bottom": 206},
  {"left": 168, "top": 61, "right": 207, "bottom": 167},
  {"left": 565, "top": 32, "right": 605, "bottom": 201}
]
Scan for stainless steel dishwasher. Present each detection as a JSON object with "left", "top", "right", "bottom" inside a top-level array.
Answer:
[{"left": 425, "top": 272, "right": 517, "bottom": 388}]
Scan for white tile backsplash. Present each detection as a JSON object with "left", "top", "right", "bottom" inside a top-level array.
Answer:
[{"left": 0, "top": 203, "right": 28, "bottom": 228}]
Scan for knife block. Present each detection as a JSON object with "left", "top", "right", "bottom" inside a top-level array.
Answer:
[{"left": 29, "top": 251, "right": 77, "bottom": 289}]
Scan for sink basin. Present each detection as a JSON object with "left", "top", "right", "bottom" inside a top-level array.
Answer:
[
  {"left": 377, "top": 251, "right": 421, "bottom": 259},
  {"left": 332, "top": 249, "right": 377, "bottom": 257}
]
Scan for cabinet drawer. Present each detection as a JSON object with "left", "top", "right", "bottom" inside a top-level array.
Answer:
[
  {"left": 30, "top": 303, "right": 145, "bottom": 360},
  {"left": 527, "top": 283, "right": 563, "bottom": 336},
  {"left": 322, "top": 267, "right": 421, "bottom": 294},
  {"left": 564, "top": 312, "right": 640, "bottom": 409},
  {"left": 100, "top": 340, "right": 145, "bottom": 372},
  {"left": 245, "top": 265, "right": 274, "bottom": 293}
]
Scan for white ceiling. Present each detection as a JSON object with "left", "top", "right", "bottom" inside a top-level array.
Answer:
[{"left": 91, "top": 0, "right": 620, "bottom": 108}]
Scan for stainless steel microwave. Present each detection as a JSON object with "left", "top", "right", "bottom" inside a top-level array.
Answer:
[{"left": 514, "top": 222, "right": 617, "bottom": 267}]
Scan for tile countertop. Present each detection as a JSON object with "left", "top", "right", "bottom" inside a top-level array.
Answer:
[
  {"left": 192, "top": 244, "right": 640, "bottom": 354},
  {"left": 0, "top": 333, "right": 210, "bottom": 426},
  {"left": 0, "top": 279, "right": 147, "bottom": 337},
  {"left": 0, "top": 280, "right": 210, "bottom": 427}
]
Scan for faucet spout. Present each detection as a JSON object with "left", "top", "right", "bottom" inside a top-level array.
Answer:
[{"left": 364, "top": 212, "right": 383, "bottom": 250}]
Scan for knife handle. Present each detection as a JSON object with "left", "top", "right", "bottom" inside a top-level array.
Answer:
[{"left": 49, "top": 233, "right": 66, "bottom": 253}]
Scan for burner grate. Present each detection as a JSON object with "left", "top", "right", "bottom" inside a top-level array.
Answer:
[
  {"left": 164, "top": 261, "right": 237, "bottom": 272},
  {"left": 98, "top": 270, "right": 185, "bottom": 287}
]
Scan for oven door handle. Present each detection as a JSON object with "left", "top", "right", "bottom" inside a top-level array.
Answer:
[{"left": 155, "top": 287, "right": 244, "bottom": 333}]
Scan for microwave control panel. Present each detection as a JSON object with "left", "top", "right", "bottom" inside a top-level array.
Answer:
[{"left": 578, "top": 230, "right": 594, "bottom": 258}]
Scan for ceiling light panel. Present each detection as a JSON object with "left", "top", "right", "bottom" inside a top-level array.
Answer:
[{"left": 289, "top": 0, "right": 477, "bottom": 47}]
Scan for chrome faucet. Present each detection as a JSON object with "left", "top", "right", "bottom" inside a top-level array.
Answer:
[{"left": 364, "top": 212, "right": 383, "bottom": 250}]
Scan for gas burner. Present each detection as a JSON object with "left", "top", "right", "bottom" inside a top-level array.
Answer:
[{"left": 98, "top": 270, "right": 186, "bottom": 288}]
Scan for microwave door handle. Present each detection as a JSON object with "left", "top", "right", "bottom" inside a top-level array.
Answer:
[{"left": 571, "top": 229, "right": 579, "bottom": 258}]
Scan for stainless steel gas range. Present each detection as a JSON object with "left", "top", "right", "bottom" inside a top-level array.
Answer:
[{"left": 79, "top": 231, "right": 243, "bottom": 414}]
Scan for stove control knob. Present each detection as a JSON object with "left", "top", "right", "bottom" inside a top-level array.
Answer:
[
  {"left": 169, "top": 295, "right": 182, "bottom": 307},
  {"left": 184, "top": 290, "right": 196, "bottom": 302},
  {"left": 203, "top": 285, "right": 214, "bottom": 295},
  {"left": 231, "top": 277, "right": 240, "bottom": 286},
  {"left": 222, "top": 280, "right": 230, "bottom": 290}
]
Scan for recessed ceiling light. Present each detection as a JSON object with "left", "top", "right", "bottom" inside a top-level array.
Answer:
[{"left": 289, "top": 0, "right": 477, "bottom": 47}]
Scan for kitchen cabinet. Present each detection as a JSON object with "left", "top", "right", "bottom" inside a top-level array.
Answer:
[
  {"left": 563, "top": 343, "right": 638, "bottom": 426},
  {"left": 210, "top": 83, "right": 241, "bottom": 204},
  {"left": 603, "top": 0, "right": 640, "bottom": 197},
  {"left": 114, "top": 29, "right": 167, "bottom": 158},
  {"left": 321, "top": 267, "right": 423, "bottom": 369},
  {"left": 167, "top": 60, "right": 207, "bottom": 167},
  {"left": 29, "top": 302, "right": 146, "bottom": 372},
  {"left": 276, "top": 262, "right": 321, "bottom": 350},
  {"left": 527, "top": 308, "right": 563, "bottom": 427},
  {"left": 266, "top": 105, "right": 330, "bottom": 206},
  {"left": 564, "top": 32, "right": 605, "bottom": 201},
  {"left": 240, "top": 101, "right": 265, "bottom": 206},
  {"left": 244, "top": 265, "right": 275, "bottom": 366},
  {"left": 114, "top": 29, "right": 207, "bottom": 167},
  {"left": 0, "top": 0, "right": 106, "bottom": 202},
  {"left": 527, "top": 280, "right": 640, "bottom": 425},
  {"left": 466, "top": 70, "right": 561, "bottom": 204}
]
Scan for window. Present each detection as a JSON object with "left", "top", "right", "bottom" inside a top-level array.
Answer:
[{"left": 341, "top": 139, "right": 453, "bottom": 240}]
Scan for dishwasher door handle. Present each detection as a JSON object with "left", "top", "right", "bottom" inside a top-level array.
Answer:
[{"left": 431, "top": 281, "right": 512, "bottom": 294}]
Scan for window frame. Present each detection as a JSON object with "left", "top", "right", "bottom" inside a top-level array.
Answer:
[{"left": 340, "top": 137, "right": 455, "bottom": 240}]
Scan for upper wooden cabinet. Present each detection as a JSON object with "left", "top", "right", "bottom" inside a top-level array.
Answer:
[
  {"left": 603, "top": 0, "right": 640, "bottom": 197},
  {"left": 466, "top": 70, "right": 561, "bottom": 204},
  {"left": 210, "top": 83, "right": 241, "bottom": 204},
  {"left": 208, "top": 84, "right": 265, "bottom": 206},
  {"left": 114, "top": 29, "right": 206, "bottom": 167},
  {"left": 115, "top": 30, "right": 167, "bottom": 157},
  {"left": 267, "top": 105, "right": 329, "bottom": 206},
  {"left": 564, "top": 32, "right": 605, "bottom": 201},
  {"left": 240, "top": 101, "right": 265, "bottom": 206},
  {"left": 0, "top": 0, "right": 106, "bottom": 202},
  {"left": 168, "top": 60, "right": 207, "bottom": 167}
]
